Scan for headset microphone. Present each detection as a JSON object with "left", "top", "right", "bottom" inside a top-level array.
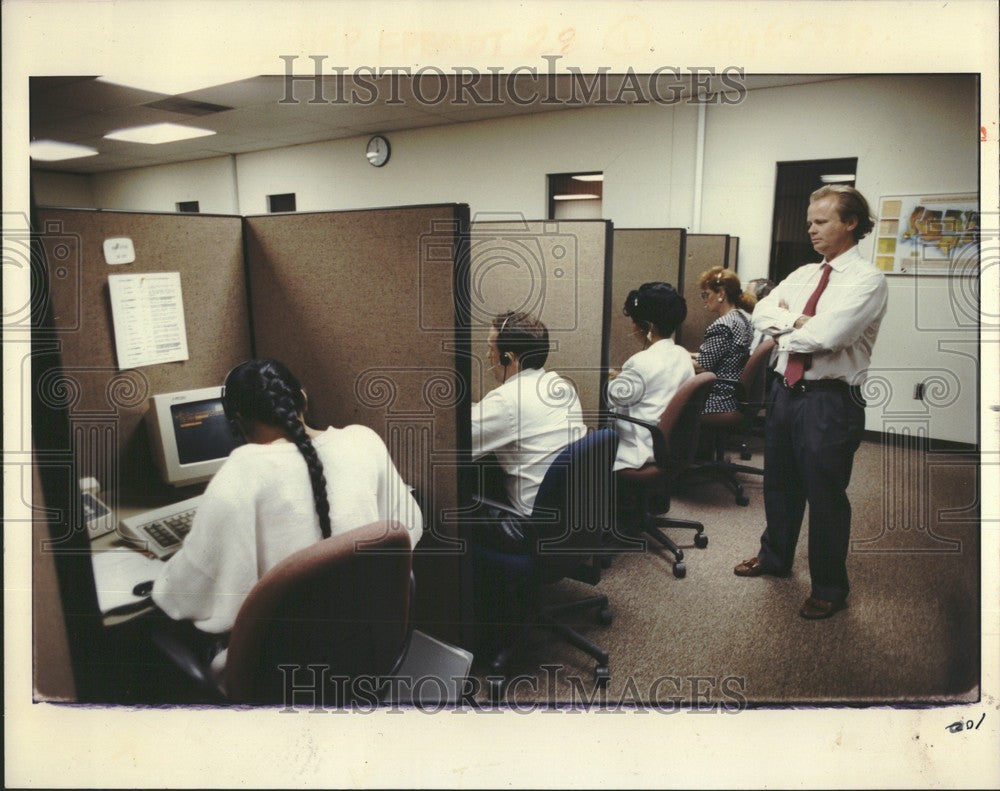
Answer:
[{"left": 497, "top": 313, "right": 513, "bottom": 367}]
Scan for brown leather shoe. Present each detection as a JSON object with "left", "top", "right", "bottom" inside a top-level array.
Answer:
[
  {"left": 799, "top": 596, "right": 847, "bottom": 620},
  {"left": 733, "top": 557, "right": 788, "bottom": 577}
]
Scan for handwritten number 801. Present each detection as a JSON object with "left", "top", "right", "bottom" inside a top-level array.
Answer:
[{"left": 946, "top": 713, "right": 986, "bottom": 733}]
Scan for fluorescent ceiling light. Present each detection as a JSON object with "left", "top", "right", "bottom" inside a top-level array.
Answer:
[
  {"left": 97, "top": 74, "right": 250, "bottom": 96},
  {"left": 820, "top": 174, "right": 855, "bottom": 183},
  {"left": 29, "top": 139, "right": 99, "bottom": 161},
  {"left": 553, "top": 194, "right": 601, "bottom": 201},
  {"left": 571, "top": 174, "right": 604, "bottom": 182},
  {"left": 104, "top": 123, "right": 216, "bottom": 145}
]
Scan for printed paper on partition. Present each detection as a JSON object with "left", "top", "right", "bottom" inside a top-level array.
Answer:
[{"left": 108, "top": 272, "right": 190, "bottom": 370}]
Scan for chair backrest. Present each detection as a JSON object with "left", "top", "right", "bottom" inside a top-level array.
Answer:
[
  {"left": 740, "top": 338, "right": 776, "bottom": 416},
  {"left": 526, "top": 428, "right": 619, "bottom": 572},
  {"left": 658, "top": 372, "right": 718, "bottom": 470},
  {"left": 225, "top": 520, "right": 413, "bottom": 705}
]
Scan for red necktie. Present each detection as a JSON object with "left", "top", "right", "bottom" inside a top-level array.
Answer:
[{"left": 784, "top": 263, "right": 832, "bottom": 388}]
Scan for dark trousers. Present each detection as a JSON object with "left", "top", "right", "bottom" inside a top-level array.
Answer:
[
  {"left": 757, "top": 379, "right": 865, "bottom": 603},
  {"left": 470, "top": 504, "right": 532, "bottom": 660}
]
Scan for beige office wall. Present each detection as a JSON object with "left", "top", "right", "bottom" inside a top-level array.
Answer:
[
  {"left": 608, "top": 228, "right": 685, "bottom": 371},
  {"left": 89, "top": 156, "right": 240, "bottom": 214},
  {"left": 233, "top": 104, "right": 698, "bottom": 226},
  {"left": 700, "top": 74, "right": 979, "bottom": 443},
  {"left": 469, "top": 219, "right": 611, "bottom": 425},
  {"left": 76, "top": 102, "right": 697, "bottom": 230},
  {"left": 33, "top": 172, "right": 94, "bottom": 209},
  {"left": 701, "top": 75, "right": 978, "bottom": 282}
]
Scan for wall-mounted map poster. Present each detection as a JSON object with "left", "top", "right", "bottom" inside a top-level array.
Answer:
[{"left": 873, "top": 193, "right": 979, "bottom": 275}]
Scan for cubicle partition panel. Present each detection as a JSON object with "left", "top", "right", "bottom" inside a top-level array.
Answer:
[
  {"left": 32, "top": 207, "right": 249, "bottom": 701},
  {"left": 244, "top": 205, "right": 471, "bottom": 638},
  {"left": 34, "top": 209, "right": 251, "bottom": 498},
  {"left": 469, "top": 219, "right": 613, "bottom": 425},
  {"left": 679, "top": 233, "right": 731, "bottom": 353},
  {"left": 608, "top": 228, "right": 686, "bottom": 371},
  {"left": 727, "top": 236, "right": 740, "bottom": 272}
]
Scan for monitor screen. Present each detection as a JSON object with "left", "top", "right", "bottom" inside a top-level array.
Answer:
[
  {"left": 171, "top": 398, "right": 239, "bottom": 465},
  {"left": 146, "top": 386, "right": 244, "bottom": 486}
]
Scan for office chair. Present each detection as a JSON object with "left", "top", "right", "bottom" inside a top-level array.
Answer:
[
  {"left": 223, "top": 520, "right": 416, "bottom": 704},
  {"left": 154, "top": 519, "right": 474, "bottom": 706},
  {"left": 149, "top": 520, "right": 416, "bottom": 705},
  {"left": 611, "top": 372, "right": 717, "bottom": 579},
  {"left": 684, "top": 338, "right": 775, "bottom": 506},
  {"left": 471, "top": 428, "right": 619, "bottom": 701}
]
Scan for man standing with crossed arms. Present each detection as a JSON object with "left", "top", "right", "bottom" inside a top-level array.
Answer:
[{"left": 734, "top": 185, "right": 888, "bottom": 619}]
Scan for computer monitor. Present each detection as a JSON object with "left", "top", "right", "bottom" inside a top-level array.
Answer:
[{"left": 145, "top": 386, "right": 243, "bottom": 487}]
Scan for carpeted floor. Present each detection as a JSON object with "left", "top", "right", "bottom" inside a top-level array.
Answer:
[{"left": 471, "top": 437, "right": 981, "bottom": 706}]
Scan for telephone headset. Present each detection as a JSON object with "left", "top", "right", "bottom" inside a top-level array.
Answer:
[
  {"left": 497, "top": 313, "right": 514, "bottom": 367},
  {"left": 220, "top": 382, "right": 244, "bottom": 439}
]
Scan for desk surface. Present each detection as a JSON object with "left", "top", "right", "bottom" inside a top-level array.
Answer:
[{"left": 90, "top": 484, "right": 205, "bottom": 626}]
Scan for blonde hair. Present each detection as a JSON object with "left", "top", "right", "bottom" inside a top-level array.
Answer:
[
  {"left": 698, "top": 267, "right": 756, "bottom": 311},
  {"left": 810, "top": 185, "right": 875, "bottom": 241}
]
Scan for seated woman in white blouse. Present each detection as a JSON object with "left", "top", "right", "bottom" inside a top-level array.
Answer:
[
  {"left": 152, "top": 358, "right": 423, "bottom": 693},
  {"left": 607, "top": 282, "right": 695, "bottom": 472}
]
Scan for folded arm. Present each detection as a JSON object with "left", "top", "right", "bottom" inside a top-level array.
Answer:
[{"left": 779, "top": 274, "right": 887, "bottom": 354}]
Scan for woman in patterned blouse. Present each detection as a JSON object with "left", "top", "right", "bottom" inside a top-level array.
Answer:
[{"left": 692, "top": 266, "right": 758, "bottom": 421}]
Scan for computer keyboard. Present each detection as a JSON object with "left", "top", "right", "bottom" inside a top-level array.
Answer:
[{"left": 118, "top": 494, "right": 203, "bottom": 560}]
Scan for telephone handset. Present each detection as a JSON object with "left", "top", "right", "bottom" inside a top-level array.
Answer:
[{"left": 80, "top": 477, "right": 116, "bottom": 538}]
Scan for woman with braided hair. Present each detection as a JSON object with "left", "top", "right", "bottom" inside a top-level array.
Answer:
[{"left": 152, "top": 358, "right": 422, "bottom": 691}]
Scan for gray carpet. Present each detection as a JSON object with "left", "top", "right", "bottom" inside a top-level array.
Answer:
[{"left": 472, "top": 437, "right": 981, "bottom": 706}]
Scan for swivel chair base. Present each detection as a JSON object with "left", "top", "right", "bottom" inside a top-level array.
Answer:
[
  {"left": 488, "top": 594, "right": 612, "bottom": 703},
  {"left": 641, "top": 513, "right": 708, "bottom": 578},
  {"left": 682, "top": 458, "right": 763, "bottom": 507}
]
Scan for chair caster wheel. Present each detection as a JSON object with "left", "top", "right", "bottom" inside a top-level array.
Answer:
[
  {"left": 594, "top": 665, "right": 610, "bottom": 687},
  {"left": 599, "top": 606, "right": 614, "bottom": 625},
  {"left": 694, "top": 533, "right": 708, "bottom": 549},
  {"left": 673, "top": 562, "right": 686, "bottom": 579},
  {"left": 736, "top": 494, "right": 750, "bottom": 507}
]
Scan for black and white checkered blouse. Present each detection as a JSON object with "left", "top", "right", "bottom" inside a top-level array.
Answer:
[{"left": 696, "top": 309, "right": 753, "bottom": 413}]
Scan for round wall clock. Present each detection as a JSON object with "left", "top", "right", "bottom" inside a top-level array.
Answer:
[{"left": 365, "top": 135, "right": 390, "bottom": 167}]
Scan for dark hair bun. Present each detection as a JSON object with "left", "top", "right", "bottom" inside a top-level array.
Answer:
[{"left": 623, "top": 281, "right": 687, "bottom": 338}]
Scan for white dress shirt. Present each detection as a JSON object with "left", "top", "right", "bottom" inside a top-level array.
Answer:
[
  {"left": 152, "top": 425, "right": 423, "bottom": 690},
  {"left": 607, "top": 338, "right": 695, "bottom": 471},
  {"left": 471, "top": 366, "right": 586, "bottom": 516},
  {"left": 752, "top": 246, "right": 888, "bottom": 384}
]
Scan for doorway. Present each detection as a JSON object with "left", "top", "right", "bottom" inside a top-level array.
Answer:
[{"left": 768, "top": 158, "right": 857, "bottom": 283}]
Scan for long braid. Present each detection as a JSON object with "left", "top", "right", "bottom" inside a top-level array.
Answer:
[
  {"left": 260, "top": 368, "right": 333, "bottom": 539},
  {"left": 226, "top": 359, "right": 334, "bottom": 540}
]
